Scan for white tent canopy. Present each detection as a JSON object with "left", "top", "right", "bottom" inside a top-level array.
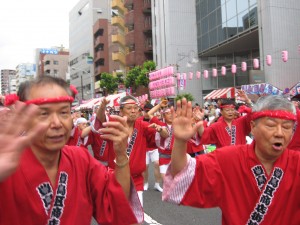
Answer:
[{"left": 74, "top": 92, "right": 127, "bottom": 111}]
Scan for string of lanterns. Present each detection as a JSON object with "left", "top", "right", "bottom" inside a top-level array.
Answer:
[{"left": 148, "top": 49, "right": 294, "bottom": 99}]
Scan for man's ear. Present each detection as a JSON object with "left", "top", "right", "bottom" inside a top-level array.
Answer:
[{"left": 250, "top": 120, "right": 256, "bottom": 136}]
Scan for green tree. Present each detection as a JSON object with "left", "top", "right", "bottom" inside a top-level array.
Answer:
[
  {"left": 124, "top": 60, "right": 156, "bottom": 91},
  {"left": 124, "top": 66, "right": 141, "bottom": 92},
  {"left": 143, "top": 60, "right": 156, "bottom": 71},
  {"left": 175, "top": 93, "right": 194, "bottom": 102},
  {"left": 116, "top": 72, "right": 124, "bottom": 84},
  {"left": 100, "top": 72, "right": 118, "bottom": 95}
]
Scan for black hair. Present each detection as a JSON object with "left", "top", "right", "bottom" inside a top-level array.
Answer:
[
  {"left": 18, "top": 76, "right": 72, "bottom": 102},
  {"left": 220, "top": 99, "right": 236, "bottom": 110}
]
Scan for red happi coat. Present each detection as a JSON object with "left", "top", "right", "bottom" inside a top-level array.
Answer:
[
  {"left": 288, "top": 108, "right": 300, "bottom": 151},
  {"left": 137, "top": 116, "right": 157, "bottom": 152},
  {"left": 66, "top": 126, "right": 85, "bottom": 148},
  {"left": 94, "top": 117, "right": 156, "bottom": 191},
  {"left": 84, "top": 131, "right": 111, "bottom": 167},
  {"left": 150, "top": 116, "right": 174, "bottom": 165},
  {"left": 0, "top": 147, "right": 142, "bottom": 225},
  {"left": 200, "top": 114, "right": 251, "bottom": 148},
  {"left": 163, "top": 143, "right": 300, "bottom": 225},
  {"left": 187, "top": 120, "right": 208, "bottom": 154}
]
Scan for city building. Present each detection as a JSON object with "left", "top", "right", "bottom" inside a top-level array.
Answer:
[
  {"left": 69, "top": 0, "right": 106, "bottom": 100},
  {"left": 0, "top": 69, "right": 16, "bottom": 95},
  {"left": 196, "top": 0, "right": 300, "bottom": 102},
  {"left": 151, "top": 0, "right": 201, "bottom": 103},
  {"left": 93, "top": 0, "right": 127, "bottom": 96},
  {"left": 124, "top": 0, "right": 153, "bottom": 68},
  {"left": 152, "top": 0, "right": 300, "bottom": 105},
  {"left": 35, "top": 46, "right": 69, "bottom": 80},
  {"left": 15, "top": 63, "right": 36, "bottom": 91}
]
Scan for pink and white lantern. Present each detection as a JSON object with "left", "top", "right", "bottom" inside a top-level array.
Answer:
[
  {"left": 221, "top": 66, "right": 226, "bottom": 76},
  {"left": 231, "top": 64, "right": 237, "bottom": 74},
  {"left": 266, "top": 55, "right": 272, "bottom": 66},
  {"left": 212, "top": 68, "right": 217, "bottom": 77},
  {"left": 253, "top": 59, "right": 259, "bottom": 69},
  {"left": 281, "top": 50, "right": 288, "bottom": 62},
  {"left": 241, "top": 62, "right": 247, "bottom": 72},
  {"left": 203, "top": 70, "right": 209, "bottom": 79}
]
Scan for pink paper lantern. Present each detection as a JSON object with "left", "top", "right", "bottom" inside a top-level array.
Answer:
[
  {"left": 196, "top": 71, "right": 201, "bottom": 79},
  {"left": 221, "top": 66, "right": 226, "bottom": 76},
  {"left": 169, "top": 77, "right": 176, "bottom": 86},
  {"left": 169, "top": 66, "right": 174, "bottom": 75},
  {"left": 212, "top": 68, "right": 217, "bottom": 77},
  {"left": 241, "top": 62, "right": 247, "bottom": 72},
  {"left": 189, "top": 72, "right": 193, "bottom": 80},
  {"left": 169, "top": 87, "right": 175, "bottom": 96},
  {"left": 149, "top": 72, "right": 152, "bottom": 81},
  {"left": 281, "top": 50, "right": 288, "bottom": 62},
  {"left": 253, "top": 59, "right": 259, "bottom": 69},
  {"left": 266, "top": 55, "right": 272, "bottom": 66},
  {"left": 177, "top": 73, "right": 181, "bottom": 80},
  {"left": 203, "top": 70, "right": 208, "bottom": 79},
  {"left": 231, "top": 64, "right": 237, "bottom": 74}
]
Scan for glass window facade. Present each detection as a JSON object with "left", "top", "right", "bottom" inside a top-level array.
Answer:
[{"left": 196, "top": 0, "right": 258, "bottom": 52}]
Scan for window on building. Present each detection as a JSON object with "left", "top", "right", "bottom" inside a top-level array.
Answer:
[
  {"left": 128, "top": 24, "right": 134, "bottom": 32},
  {"left": 96, "top": 43, "right": 104, "bottom": 51},
  {"left": 53, "top": 60, "right": 59, "bottom": 65},
  {"left": 95, "top": 29, "right": 104, "bottom": 37},
  {"left": 129, "top": 44, "right": 135, "bottom": 52},
  {"left": 96, "top": 59, "right": 104, "bottom": 67}
]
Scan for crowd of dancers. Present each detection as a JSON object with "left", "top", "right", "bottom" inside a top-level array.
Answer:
[{"left": 0, "top": 75, "right": 300, "bottom": 225}]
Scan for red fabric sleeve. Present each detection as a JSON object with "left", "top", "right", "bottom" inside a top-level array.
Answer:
[
  {"left": 87, "top": 153, "right": 140, "bottom": 225},
  {"left": 200, "top": 126, "right": 218, "bottom": 145},
  {"left": 142, "top": 121, "right": 157, "bottom": 149}
]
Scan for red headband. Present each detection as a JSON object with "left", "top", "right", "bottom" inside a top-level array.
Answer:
[
  {"left": 252, "top": 110, "right": 296, "bottom": 121},
  {"left": 70, "top": 85, "right": 78, "bottom": 95},
  {"left": 121, "top": 102, "right": 139, "bottom": 106},
  {"left": 25, "top": 96, "right": 74, "bottom": 105},
  {"left": 162, "top": 108, "right": 171, "bottom": 114},
  {"left": 220, "top": 104, "right": 235, "bottom": 109}
]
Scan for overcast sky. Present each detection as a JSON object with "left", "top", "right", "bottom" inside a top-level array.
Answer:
[{"left": 0, "top": 0, "right": 79, "bottom": 70}]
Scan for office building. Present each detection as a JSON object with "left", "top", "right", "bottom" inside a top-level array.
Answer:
[
  {"left": 196, "top": 0, "right": 300, "bottom": 98},
  {"left": 0, "top": 69, "right": 16, "bottom": 95},
  {"left": 35, "top": 47, "right": 69, "bottom": 80},
  {"left": 15, "top": 63, "right": 36, "bottom": 91},
  {"left": 124, "top": 0, "right": 153, "bottom": 68}
]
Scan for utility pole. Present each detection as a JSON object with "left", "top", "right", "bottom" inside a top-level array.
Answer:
[{"left": 80, "top": 74, "right": 84, "bottom": 100}]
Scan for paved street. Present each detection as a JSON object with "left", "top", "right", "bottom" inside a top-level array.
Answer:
[
  {"left": 141, "top": 163, "right": 221, "bottom": 225},
  {"left": 89, "top": 152, "right": 221, "bottom": 225}
]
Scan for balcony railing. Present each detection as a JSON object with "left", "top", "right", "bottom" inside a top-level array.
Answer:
[
  {"left": 112, "top": 34, "right": 125, "bottom": 46},
  {"left": 112, "top": 0, "right": 126, "bottom": 13},
  {"left": 112, "top": 52, "right": 126, "bottom": 65},
  {"left": 112, "top": 16, "right": 125, "bottom": 28},
  {"left": 143, "top": 0, "right": 151, "bottom": 13},
  {"left": 126, "top": 51, "right": 135, "bottom": 66},
  {"left": 124, "top": 0, "right": 133, "bottom": 8},
  {"left": 125, "top": 11, "right": 134, "bottom": 26},
  {"left": 125, "top": 31, "right": 135, "bottom": 46}
]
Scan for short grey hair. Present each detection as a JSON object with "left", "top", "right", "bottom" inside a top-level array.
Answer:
[
  {"left": 252, "top": 95, "right": 296, "bottom": 115},
  {"left": 119, "top": 95, "right": 139, "bottom": 109}
]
